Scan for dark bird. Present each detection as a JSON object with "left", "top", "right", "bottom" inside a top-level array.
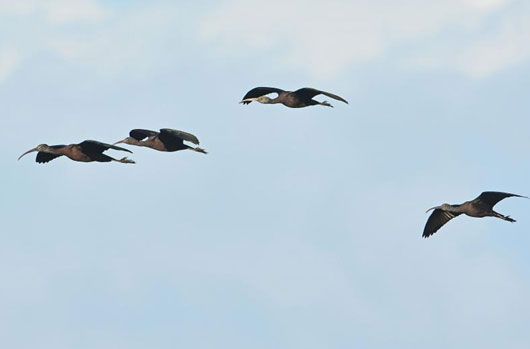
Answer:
[
  {"left": 423, "top": 191, "right": 527, "bottom": 238},
  {"left": 240, "top": 87, "right": 348, "bottom": 108},
  {"left": 18, "top": 140, "right": 135, "bottom": 164},
  {"left": 114, "top": 128, "right": 207, "bottom": 154}
]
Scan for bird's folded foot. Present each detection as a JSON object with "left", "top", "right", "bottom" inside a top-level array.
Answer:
[
  {"left": 321, "top": 100, "right": 333, "bottom": 107},
  {"left": 505, "top": 215, "right": 516, "bottom": 223},
  {"left": 119, "top": 157, "right": 135, "bottom": 164}
]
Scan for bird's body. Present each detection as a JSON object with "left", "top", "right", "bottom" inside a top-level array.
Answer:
[
  {"left": 240, "top": 87, "right": 348, "bottom": 108},
  {"left": 59, "top": 144, "right": 93, "bottom": 162},
  {"left": 114, "top": 128, "right": 207, "bottom": 154},
  {"left": 128, "top": 135, "right": 167, "bottom": 152},
  {"left": 423, "top": 191, "right": 526, "bottom": 238},
  {"left": 18, "top": 140, "right": 135, "bottom": 164}
]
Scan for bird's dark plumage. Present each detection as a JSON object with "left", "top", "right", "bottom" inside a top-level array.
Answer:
[
  {"left": 79, "top": 140, "right": 132, "bottom": 155},
  {"left": 241, "top": 87, "right": 285, "bottom": 104},
  {"left": 240, "top": 86, "right": 348, "bottom": 108},
  {"left": 293, "top": 87, "right": 349, "bottom": 104},
  {"left": 130, "top": 129, "right": 159, "bottom": 141},
  {"left": 160, "top": 128, "right": 200, "bottom": 145},
  {"left": 36, "top": 145, "right": 66, "bottom": 163},
  {"left": 475, "top": 191, "right": 526, "bottom": 208},
  {"left": 423, "top": 209, "right": 462, "bottom": 238},
  {"left": 115, "top": 128, "right": 206, "bottom": 154},
  {"left": 19, "top": 140, "right": 135, "bottom": 164},
  {"left": 422, "top": 191, "right": 526, "bottom": 238}
]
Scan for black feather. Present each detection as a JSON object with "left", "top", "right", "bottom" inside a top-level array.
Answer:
[
  {"left": 423, "top": 209, "right": 462, "bottom": 238},
  {"left": 242, "top": 87, "right": 285, "bottom": 100},
  {"left": 129, "top": 129, "right": 159, "bottom": 141}
]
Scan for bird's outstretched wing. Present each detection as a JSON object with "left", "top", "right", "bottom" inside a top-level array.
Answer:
[
  {"left": 79, "top": 140, "right": 132, "bottom": 154},
  {"left": 36, "top": 152, "right": 62, "bottom": 163},
  {"left": 160, "top": 128, "right": 200, "bottom": 145},
  {"left": 36, "top": 145, "right": 66, "bottom": 163},
  {"left": 293, "top": 88, "right": 348, "bottom": 104},
  {"left": 423, "top": 209, "right": 462, "bottom": 238},
  {"left": 240, "top": 87, "right": 285, "bottom": 104},
  {"left": 475, "top": 191, "right": 526, "bottom": 208},
  {"left": 129, "top": 129, "right": 159, "bottom": 141}
]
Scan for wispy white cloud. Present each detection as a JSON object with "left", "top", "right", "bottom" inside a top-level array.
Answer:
[
  {"left": 0, "top": 0, "right": 107, "bottom": 22},
  {"left": 0, "top": 0, "right": 108, "bottom": 83},
  {"left": 200, "top": 0, "right": 530, "bottom": 79},
  {"left": 0, "top": 1, "right": 37, "bottom": 16},
  {"left": 43, "top": 0, "right": 107, "bottom": 24},
  {"left": 455, "top": 10, "right": 530, "bottom": 77},
  {"left": 46, "top": 5, "right": 188, "bottom": 75},
  {"left": 0, "top": 49, "right": 21, "bottom": 82},
  {"left": 0, "top": 1, "right": 191, "bottom": 82}
]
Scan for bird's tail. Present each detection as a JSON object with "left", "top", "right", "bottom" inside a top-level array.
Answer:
[{"left": 193, "top": 147, "right": 208, "bottom": 154}]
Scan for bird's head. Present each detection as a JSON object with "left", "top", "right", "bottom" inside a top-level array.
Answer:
[
  {"left": 256, "top": 96, "right": 272, "bottom": 104},
  {"left": 426, "top": 203, "right": 450, "bottom": 213},
  {"left": 18, "top": 144, "right": 49, "bottom": 160},
  {"left": 113, "top": 137, "right": 136, "bottom": 146},
  {"left": 35, "top": 144, "right": 49, "bottom": 151}
]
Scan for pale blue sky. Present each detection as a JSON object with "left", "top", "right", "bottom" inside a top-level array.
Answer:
[{"left": 2, "top": 1, "right": 530, "bottom": 348}]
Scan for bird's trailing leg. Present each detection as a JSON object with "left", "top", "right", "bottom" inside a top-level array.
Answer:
[
  {"left": 492, "top": 211, "right": 516, "bottom": 222},
  {"left": 114, "top": 157, "right": 135, "bottom": 164},
  {"left": 193, "top": 147, "right": 208, "bottom": 154},
  {"left": 319, "top": 100, "right": 333, "bottom": 108}
]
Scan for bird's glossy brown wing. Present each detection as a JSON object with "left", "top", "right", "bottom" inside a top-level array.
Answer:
[
  {"left": 160, "top": 128, "right": 200, "bottom": 145},
  {"left": 293, "top": 88, "right": 348, "bottom": 104},
  {"left": 474, "top": 191, "right": 526, "bottom": 208},
  {"left": 129, "top": 129, "right": 159, "bottom": 141},
  {"left": 79, "top": 140, "right": 132, "bottom": 154},
  {"left": 423, "top": 209, "right": 462, "bottom": 238},
  {"left": 35, "top": 145, "right": 66, "bottom": 163},
  {"left": 36, "top": 152, "right": 62, "bottom": 163},
  {"left": 241, "top": 87, "right": 285, "bottom": 104}
]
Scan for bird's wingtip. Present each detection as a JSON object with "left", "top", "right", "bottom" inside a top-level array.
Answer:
[{"left": 422, "top": 231, "right": 433, "bottom": 238}]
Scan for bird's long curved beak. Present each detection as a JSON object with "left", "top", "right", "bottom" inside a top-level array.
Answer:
[
  {"left": 426, "top": 206, "right": 441, "bottom": 213},
  {"left": 18, "top": 147, "right": 38, "bottom": 160},
  {"left": 113, "top": 138, "right": 126, "bottom": 145}
]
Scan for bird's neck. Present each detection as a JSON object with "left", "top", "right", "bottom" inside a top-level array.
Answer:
[
  {"left": 448, "top": 204, "right": 465, "bottom": 213},
  {"left": 45, "top": 145, "right": 68, "bottom": 155},
  {"left": 127, "top": 139, "right": 148, "bottom": 147}
]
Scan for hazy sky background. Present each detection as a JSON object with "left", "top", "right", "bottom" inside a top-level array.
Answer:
[{"left": 2, "top": 0, "right": 530, "bottom": 348}]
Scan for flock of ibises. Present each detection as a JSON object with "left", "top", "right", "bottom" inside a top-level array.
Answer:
[{"left": 18, "top": 86, "right": 526, "bottom": 238}]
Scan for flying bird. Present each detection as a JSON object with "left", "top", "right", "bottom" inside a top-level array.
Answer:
[
  {"left": 423, "top": 191, "right": 526, "bottom": 238},
  {"left": 18, "top": 140, "right": 135, "bottom": 164},
  {"left": 240, "top": 87, "right": 348, "bottom": 108},
  {"left": 114, "top": 128, "right": 207, "bottom": 154}
]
